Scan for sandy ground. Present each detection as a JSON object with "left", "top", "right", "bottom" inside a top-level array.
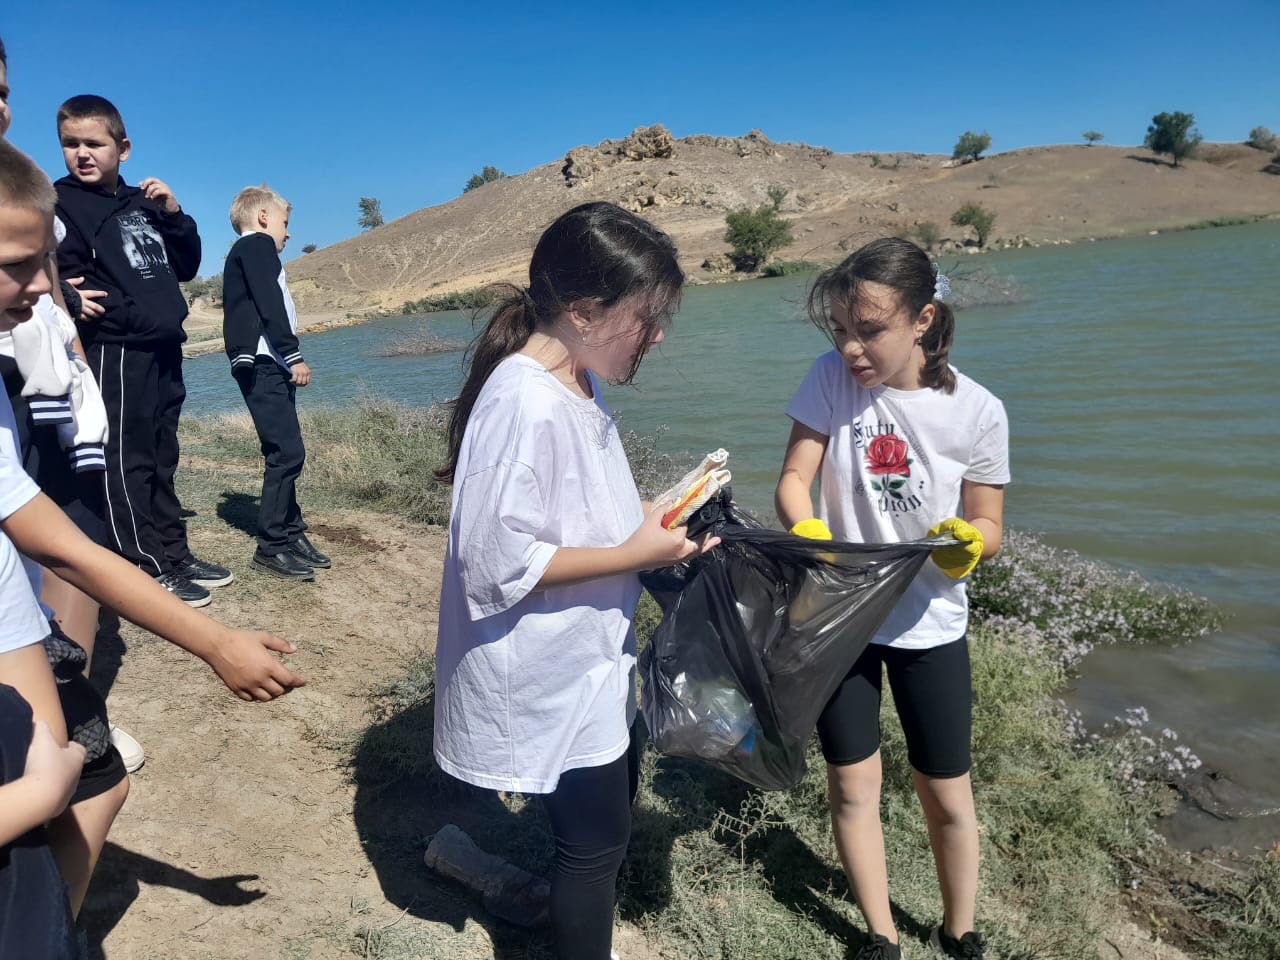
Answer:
[{"left": 76, "top": 504, "right": 1189, "bottom": 960}]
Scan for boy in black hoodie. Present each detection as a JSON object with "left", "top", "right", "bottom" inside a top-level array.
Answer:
[
  {"left": 53, "top": 95, "right": 230, "bottom": 607},
  {"left": 222, "top": 186, "right": 329, "bottom": 579}
]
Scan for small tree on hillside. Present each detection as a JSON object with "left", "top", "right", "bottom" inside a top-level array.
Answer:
[
  {"left": 1083, "top": 130, "right": 1104, "bottom": 146},
  {"left": 1247, "top": 126, "right": 1277, "bottom": 151},
  {"left": 463, "top": 165, "right": 508, "bottom": 193},
  {"left": 766, "top": 184, "right": 788, "bottom": 211},
  {"left": 358, "top": 197, "right": 384, "bottom": 230},
  {"left": 1144, "top": 112, "right": 1202, "bottom": 167},
  {"left": 953, "top": 130, "right": 992, "bottom": 162},
  {"left": 724, "top": 204, "right": 794, "bottom": 272},
  {"left": 302, "top": 243, "right": 317, "bottom": 254},
  {"left": 912, "top": 221, "right": 941, "bottom": 251},
  {"left": 951, "top": 203, "right": 996, "bottom": 248}
]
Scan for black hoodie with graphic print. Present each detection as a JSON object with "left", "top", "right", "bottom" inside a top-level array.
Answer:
[{"left": 54, "top": 175, "right": 201, "bottom": 347}]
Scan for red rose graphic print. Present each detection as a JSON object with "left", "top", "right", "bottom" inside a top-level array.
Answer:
[{"left": 865, "top": 433, "right": 914, "bottom": 502}]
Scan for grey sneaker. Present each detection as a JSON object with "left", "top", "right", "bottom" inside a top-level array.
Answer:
[
  {"left": 856, "top": 934, "right": 901, "bottom": 960},
  {"left": 155, "top": 571, "right": 211, "bottom": 607},
  {"left": 931, "top": 925, "right": 984, "bottom": 959}
]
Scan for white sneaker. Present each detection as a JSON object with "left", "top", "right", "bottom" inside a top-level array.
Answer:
[
  {"left": 110, "top": 724, "right": 145, "bottom": 773},
  {"left": 610, "top": 952, "right": 620, "bottom": 960}
]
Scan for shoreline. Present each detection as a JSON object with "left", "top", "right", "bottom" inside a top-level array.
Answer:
[{"left": 182, "top": 213, "right": 1280, "bottom": 358}]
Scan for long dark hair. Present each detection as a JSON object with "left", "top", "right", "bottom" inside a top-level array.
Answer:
[
  {"left": 806, "top": 237, "right": 956, "bottom": 393},
  {"left": 436, "top": 201, "right": 684, "bottom": 483}
]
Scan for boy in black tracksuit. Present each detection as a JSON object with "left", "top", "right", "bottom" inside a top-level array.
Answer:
[
  {"left": 222, "top": 185, "right": 329, "bottom": 580},
  {"left": 53, "top": 95, "right": 231, "bottom": 607}
]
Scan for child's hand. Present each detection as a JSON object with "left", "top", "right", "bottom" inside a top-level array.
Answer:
[
  {"left": 290, "top": 361, "right": 312, "bottom": 386},
  {"left": 205, "top": 630, "right": 307, "bottom": 702},
  {"left": 24, "top": 721, "right": 86, "bottom": 818},
  {"left": 624, "top": 505, "right": 720, "bottom": 571},
  {"left": 790, "top": 518, "right": 833, "bottom": 540},
  {"left": 138, "top": 178, "right": 181, "bottom": 215},
  {"left": 928, "top": 518, "right": 984, "bottom": 579},
  {"left": 64, "top": 276, "right": 108, "bottom": 319}
]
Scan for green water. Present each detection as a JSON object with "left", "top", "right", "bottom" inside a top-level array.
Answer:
[{"left": 183, "top": 220, "right": 1280, "bottom": 849}]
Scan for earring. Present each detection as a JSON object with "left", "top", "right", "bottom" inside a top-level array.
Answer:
[{"left": 914, "top": 336, "right": 923, "bottom": 346}]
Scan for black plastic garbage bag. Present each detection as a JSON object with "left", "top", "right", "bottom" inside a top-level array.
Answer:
[{"left": 639, "top": 492, "right": 949, "bottom": 791}]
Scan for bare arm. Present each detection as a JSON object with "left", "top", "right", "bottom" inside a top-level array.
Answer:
[
  {"left": 1, "top": 493, "right": 306, "bottom": 702},
  {"left": 775, "top": 421, "right": 829, "bottom": 530},
  {"left": 538, "top": 504, "right": 718, "bottom": 589},
  {"left": 0, "top": 719, "right": 84, "bottom": 845},
  {"left": 961, "top": 480, "right": 1004, "bottom": 559}
]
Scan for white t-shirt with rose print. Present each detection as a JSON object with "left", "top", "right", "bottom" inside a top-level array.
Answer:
[{"left": 786, "top": 351, "right": 1010, "bottom": 650}]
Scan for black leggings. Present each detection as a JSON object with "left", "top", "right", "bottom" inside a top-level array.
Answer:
[{"left": 540, "top": 724, "right": 639, "bottom": 960}]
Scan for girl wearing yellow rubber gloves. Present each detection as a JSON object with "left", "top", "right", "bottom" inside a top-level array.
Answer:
[{"left": 775, "top": 238, "right": 1008, "bottom": 960}]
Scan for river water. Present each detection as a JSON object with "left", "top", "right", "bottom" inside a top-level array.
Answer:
[{"left": 182, "top": 221, "right": 1280, "bottom": 851}]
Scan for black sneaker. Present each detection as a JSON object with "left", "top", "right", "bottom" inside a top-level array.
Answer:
[
  {"left": 155, "top": 570, "right": 212, "bottom": 607},
  {"left": 288, "top": 533, "right": 331, "bottom": 569},
  {"left": 173, "top": 554, "right": 234, "bottom": 588},
  {"left": 855, "top": 934, "right": 901, "bottom": 960},
  {"left": 931, "top": 926, "right": 984, "bottom": 959},
  {"left": 252, "top": 548, "right": 316, "bottom": 581}
]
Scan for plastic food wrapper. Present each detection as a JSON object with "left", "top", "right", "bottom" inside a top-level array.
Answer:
[
  {"left": 639, "top": 491, "right": 951, "bottom": 790},
  {"left": 654, "top": 448, "right": 731, "bottom": 530}
]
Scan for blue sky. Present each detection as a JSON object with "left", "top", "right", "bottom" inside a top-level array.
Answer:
[{"left": 4, "top": 0, "right": 1276, "bottom": 275}]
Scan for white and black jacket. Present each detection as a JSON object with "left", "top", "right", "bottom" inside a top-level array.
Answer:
[{"left": 222, "top": 232, "right": 303, "bottom": 372}]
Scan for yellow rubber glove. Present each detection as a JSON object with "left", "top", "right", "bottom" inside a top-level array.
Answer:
[
  {"left": 790, "top": 518, "right": 833, "bottom": 540},
  {"left": 928, "top": 518, "right": 984, "bottom": 579}
]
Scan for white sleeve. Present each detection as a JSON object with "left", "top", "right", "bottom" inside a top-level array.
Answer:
[
  {"left": 455, "top": 459, "right": 558, "bottom": 620},
  {"left": 965, "top": 396, "right": 1011, "bottom": 485},
  {"left": 785, "top": 353, "right": 836, "bottom": 437},
  {"left": 0, "top": 394, "right": 50, "bottom": 654}
]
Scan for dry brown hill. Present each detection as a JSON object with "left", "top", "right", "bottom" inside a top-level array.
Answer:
[{"left": 283, "top": 126, "right": 1280, "bottom": 312}]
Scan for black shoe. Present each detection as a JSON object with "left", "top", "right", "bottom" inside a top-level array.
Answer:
[
  {"left": 931, "top": 926, "right": 984, "bottom": 959},
  {"left": 288, "top": 533, "right": 331, "bottom": 569},
  {"left": 154, "top": 571, "right": 212, "bottom": 607},
  {"left": 173, "top": 554, "right": 234, "bottom": 588},
  {"left": 252, "top": 548, "right": 316, "bottom": 581},
  {"left": 855, "top": 934, "right": 901, "bottom": 960}
]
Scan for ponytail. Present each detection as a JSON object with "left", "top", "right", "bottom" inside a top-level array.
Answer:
[
  {"left": 920, "top": 299, "right": 956, "bottom": 393},
  {"left": 435, "top": 285, "right": 536, "bottom": 483}
]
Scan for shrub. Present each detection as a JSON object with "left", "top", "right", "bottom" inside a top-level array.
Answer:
[
  {"left": 399, "top": 287, "right": 499, "bottom": 315},
  {"left": 723, "top": 204, "right": 794, "bottom": 272},
  {"left": 953, "top": 130, "right": 992, "bottom": 161},
  {"left": 912, "top": 221, "right": 941, "bottom": 250},
  {"left": 180, "top": 273, "right": 222, "bottom": 306},
  {"left": 1144, "top": 112, "right": 1203, "bottom": 167},
  {"left": 463, "top": 165, "right": 508, "bottom": 193},
  {"left": 950, "top": 202, "right": 997, "bottom": 247},
  {"left": 765, "top": 184, "right": 788, "bottom": 211},
  {"left": 1247, "top": 125, "right": 1277, "bottom": 150},
  {"left": 1083, "top": 130, "right": 1104, "bottom": 146},
  {"left": 301, "top": 243, "right": 317, "bottom": 254}
]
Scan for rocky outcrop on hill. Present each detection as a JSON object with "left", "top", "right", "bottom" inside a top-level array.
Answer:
[{"left": 282, "top": 129, "right": 1280, "bottom": 312}]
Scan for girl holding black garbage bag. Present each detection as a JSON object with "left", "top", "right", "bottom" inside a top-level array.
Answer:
[
  {"left": 432, "top": 202, "right": 717, "bottom": 960},
  {"left": 776, "top": 238, "right": 1009, "bottom": 960}
]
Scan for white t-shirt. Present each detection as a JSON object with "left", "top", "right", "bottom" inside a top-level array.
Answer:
[
  {"left": 0, "top": 390, "right": 51, "bottom": 655},
  {"left": 433, "top": 354, "right": 645, "bottom": 793},
  {"left": 787, "top": 351, "right": 1010, "bottom": 649}
]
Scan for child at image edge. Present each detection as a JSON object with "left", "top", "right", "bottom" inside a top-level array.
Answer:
[
  {"left": 775, "top": 237, "right": 1009, "bottom": 960},
  {"left": 222, "top": 186, "right": 329, "bottom": 580},
  {"left": 433, "top": 202, "right": 717, "bottom": 960}
]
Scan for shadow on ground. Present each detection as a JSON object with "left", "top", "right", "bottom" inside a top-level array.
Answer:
[{"left": 80, "top": 842, "right": 265, "bottom": 959}]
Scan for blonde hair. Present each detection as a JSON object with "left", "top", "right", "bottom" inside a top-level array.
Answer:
[
  {"left": 0, "top": 139, "right": 56, "bottom": 215},
  {"left": 230, "top": 184, "right": 290, "bottom": 233}
]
